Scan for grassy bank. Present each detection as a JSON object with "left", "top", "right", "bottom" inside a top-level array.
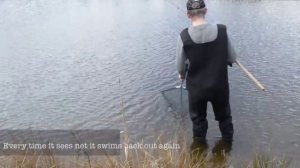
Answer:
[
  {"left": 0, "top": 90, "right": 293, "bottom": 167},
  {"left": 0, "top": 134, "right": 292, "bottom": 168}
]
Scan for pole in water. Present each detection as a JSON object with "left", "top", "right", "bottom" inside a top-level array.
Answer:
[{"left": 235, "top": 59, "right": 265, "bottom": 91}]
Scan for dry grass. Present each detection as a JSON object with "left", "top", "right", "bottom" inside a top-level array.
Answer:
[
  {"left": 1, "top": 132, "right": 293, "bottom": 168},
  {"left": 244, "top": 152, "right": 292, "bottom": 168}
]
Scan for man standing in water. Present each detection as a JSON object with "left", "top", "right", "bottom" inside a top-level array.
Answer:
[{"left": 176, "top": 0, "right": 236, "bottom": 144}]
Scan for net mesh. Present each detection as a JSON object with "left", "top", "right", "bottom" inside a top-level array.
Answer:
[{"left": 161, "top": 86, "right": 189, "bottom": 118}]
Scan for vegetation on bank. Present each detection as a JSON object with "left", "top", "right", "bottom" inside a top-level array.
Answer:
[{"left": 0, "top": 134, "right": 293, "bottom": 168}]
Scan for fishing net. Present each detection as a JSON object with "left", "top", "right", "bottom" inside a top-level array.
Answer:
[{"left": 161, "top": 85, "right": 189, "bottom": 119}]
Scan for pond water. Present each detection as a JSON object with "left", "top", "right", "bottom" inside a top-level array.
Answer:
[{"left": 0, "top": 0, "right": 299, "bottom": 165}]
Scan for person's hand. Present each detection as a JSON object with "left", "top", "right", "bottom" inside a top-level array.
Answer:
[{"left": 178, "top": 74, "right": 185, "bottom": 80}]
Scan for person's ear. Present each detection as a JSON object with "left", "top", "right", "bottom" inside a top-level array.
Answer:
[
  {"left": 187, "top": 12, "right": 191, "bottom": 19},
  {"left": 204, "top": 8, "right": 207, "bottom": 15}
]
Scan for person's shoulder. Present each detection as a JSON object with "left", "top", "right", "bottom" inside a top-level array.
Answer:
[
  {"left": 180, "top": 28, "right": 189, "bottom": 39},
  {"left": 180, "top": 28, "right": 189, "bottom": 34},
  {"left": 216, "top": 24, "right": 227, "bottom": 29},
  {"left": 207, "top": 23, "right": 219, "bottom": 27}
]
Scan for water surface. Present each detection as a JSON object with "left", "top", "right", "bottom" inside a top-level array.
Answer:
[{"left": 0, "top": 0, "right": 299, "bottom": 165}]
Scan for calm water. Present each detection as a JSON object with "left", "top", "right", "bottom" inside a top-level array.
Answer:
[{"left": 0, "top": 0, "right": 299, "bottom": 165}]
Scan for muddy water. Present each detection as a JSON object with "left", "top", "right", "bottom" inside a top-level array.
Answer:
[{"left": 0, "top": 0, "right": 299, "bottom": 165}]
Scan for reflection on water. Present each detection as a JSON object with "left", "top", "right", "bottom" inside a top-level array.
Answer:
[{"left": 0, "top": 0, "right": 299, "bottom": 165}]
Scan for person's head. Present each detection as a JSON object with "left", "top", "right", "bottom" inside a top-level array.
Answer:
[{"left": 186, "top": 0, "right": 207, "bottom": 19}]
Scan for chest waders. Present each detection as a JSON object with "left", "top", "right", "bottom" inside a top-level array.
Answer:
[{"left": 180, "top": 24, "right": 234, "bottom": 141}]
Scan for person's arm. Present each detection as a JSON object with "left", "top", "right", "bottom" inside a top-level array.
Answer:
[
  {"left": 227, "top": 37, "right": 237, "bottom": 66},
  {"left": 176, "top": 36, "right": 187, "bottom": 79}
]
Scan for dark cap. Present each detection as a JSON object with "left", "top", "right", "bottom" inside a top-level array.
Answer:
[{"left": 186, "top": 0, "right": 206, "bottom": 10}]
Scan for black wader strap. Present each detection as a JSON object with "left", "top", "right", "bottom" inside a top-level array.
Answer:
[
  {"left": 180, "top": 28, "right": 190, "bottom": 46},
  {"left": 216, "top": 24, "right": 227, "bottom": 39}
]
